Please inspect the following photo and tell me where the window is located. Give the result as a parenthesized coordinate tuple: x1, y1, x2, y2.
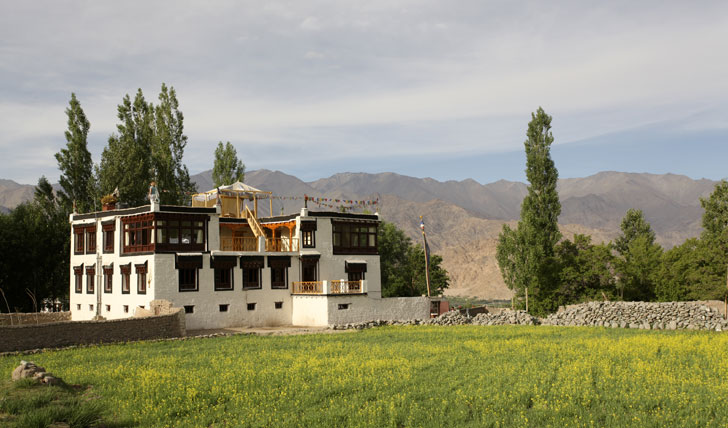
(338, 304, 349, 310)
(243, 268, 260, 289)
(247, 303, 256, 311)
(155, 214, 206, 252)
(184, 305, 194, 314)
(332, 221, 378, 255)
(74, 265, 83, 293)
(86, 266, 95, 294)
(102, 222, 115, 253)
(275, 301, 283, 309)
(105, 304, 111, 312)
(123, 305, 129, 313)
(122, 214, 154, 253)
(345, 261, 367, 282)
(76, 304, 81, 310)
(300, 221, 316, 248)
(86, 227, 97, 254)
(103, 265, 113, 293)
(176, 255, 202, 292)
(212, 256, 236, 291)
(74, 226, 85, 254)
(269, 256, 290, 289)
(135, 263, 147, 294)
(89, 304, 94, 311)
(241, 256, 263, 289)
(120, 264, 131, 294)
(301, 256, 319, 282)
(219, 304, 229, 312)
(179, 269, 198, 291)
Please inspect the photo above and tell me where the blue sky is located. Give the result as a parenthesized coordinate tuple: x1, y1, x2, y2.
(1, 1, 726, 185)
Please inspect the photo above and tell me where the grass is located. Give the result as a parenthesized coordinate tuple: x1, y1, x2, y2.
(0, 377, 113, 428)
(1, 326, 727, 427)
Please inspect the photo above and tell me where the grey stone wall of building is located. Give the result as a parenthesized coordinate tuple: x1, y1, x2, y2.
(0, 309, 186, 353)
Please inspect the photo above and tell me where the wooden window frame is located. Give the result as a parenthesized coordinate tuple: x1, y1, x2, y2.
(178, 268, 198, 292)
(332, 221, 378, 255)
(74, 265, 83, 294)
(73, 226, 85, 255)
(214, 268, 233, 291)
(86, 226, 97, 254)
(300, 221, 316, 248)
(103, 265, 113, 293)
(135, 262, 147, 295)
(85, 265, 95, 294)
(242, 267, 261, 290)
(301, 256, 319, 282)
(122, 214, 155, 254)
(102, 222, 115, 254)
(154, 214, 206, 253)
(268, 256, 290, 289)
(120, 263, 131, 294)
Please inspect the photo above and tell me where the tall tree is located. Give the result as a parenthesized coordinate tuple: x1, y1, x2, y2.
(55, 93, 94, 212)
(99, 89, 154, 206)
(212, 141, 245, 187)
(153, 83, 196, 204)
(614, 208, 656, 255)
(99, 84, 196, 206)
(496, 107, 561, 315)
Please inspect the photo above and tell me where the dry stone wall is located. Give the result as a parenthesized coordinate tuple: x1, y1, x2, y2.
(0, 312, 70, 326)
(0, 308, 186, 353)
(543, 301, 728, 331)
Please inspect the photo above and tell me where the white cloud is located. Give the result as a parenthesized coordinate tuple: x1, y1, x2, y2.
(1, 1, 727, 183)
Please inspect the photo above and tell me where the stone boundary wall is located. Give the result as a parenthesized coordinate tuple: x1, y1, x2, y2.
(0, 308, 186, 353)
(0, 312, 71, 326)
(326, 296, 431, 326)
(544, 301, 728, 331)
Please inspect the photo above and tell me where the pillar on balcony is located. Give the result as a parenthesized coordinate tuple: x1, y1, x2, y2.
(361, 280, 367, 294)
(322, 280, 330, 294)
(257, 236, 265, 252)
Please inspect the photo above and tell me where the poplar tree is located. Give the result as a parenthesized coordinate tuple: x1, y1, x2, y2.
(99, 84, 195, 206)
(212, 141, 245, 187)
(496, 107, 561, 314)
(55, 93, 94, 212)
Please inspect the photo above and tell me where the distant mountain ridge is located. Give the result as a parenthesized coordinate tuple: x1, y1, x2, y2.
(1, 170, 718, 299)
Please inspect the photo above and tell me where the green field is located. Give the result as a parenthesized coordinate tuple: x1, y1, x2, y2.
(2, 326, 727, 427)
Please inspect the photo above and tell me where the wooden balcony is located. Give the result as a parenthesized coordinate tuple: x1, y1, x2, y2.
(292, 280, 365, 295)
(220, 237, 299, 252)
(265, 237, 299, 252)
(220, 237, 258, 252)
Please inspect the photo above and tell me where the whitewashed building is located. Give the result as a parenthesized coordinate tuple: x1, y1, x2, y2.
(69, 184, 429, 330)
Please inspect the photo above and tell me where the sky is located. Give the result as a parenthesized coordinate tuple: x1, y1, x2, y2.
(1, 0, 727, 185)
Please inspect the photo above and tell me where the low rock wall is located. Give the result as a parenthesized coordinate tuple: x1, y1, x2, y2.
(543, 301, 728, 331)
(0, 312, 71, 326)
(0, 308, 186, 353)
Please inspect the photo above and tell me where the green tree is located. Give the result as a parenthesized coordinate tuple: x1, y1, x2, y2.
(212, 141, 245, 187)
(701, 180, 728, 252)
(496, 107, 561, 315)
(99, 84, 195, 206)
(656, 238, 725, 301)
(153, 83, 196, 204)
(99, 89, 154, 206)
(554, 234, 615, 305)
(55, 93, 95, 213)
(616, 234, 663, 301)
(0, 177, 69, 312)
(614, 208, 656, 255)
(378, 221, 449, 297)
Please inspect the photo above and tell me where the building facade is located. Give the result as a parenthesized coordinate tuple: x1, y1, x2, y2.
(68, 199, 421, 330)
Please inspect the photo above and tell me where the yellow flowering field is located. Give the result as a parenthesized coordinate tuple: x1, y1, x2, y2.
(2, 326, 727, 427)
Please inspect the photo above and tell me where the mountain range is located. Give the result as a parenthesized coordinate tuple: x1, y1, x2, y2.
(0, 170, 718, 299)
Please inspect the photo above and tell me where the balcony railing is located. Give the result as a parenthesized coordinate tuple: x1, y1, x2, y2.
(265, 237, 299, 252)
(220, 237, 299, 252)
(220, 237, 258, 252)
(292, 280, 366, 295)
